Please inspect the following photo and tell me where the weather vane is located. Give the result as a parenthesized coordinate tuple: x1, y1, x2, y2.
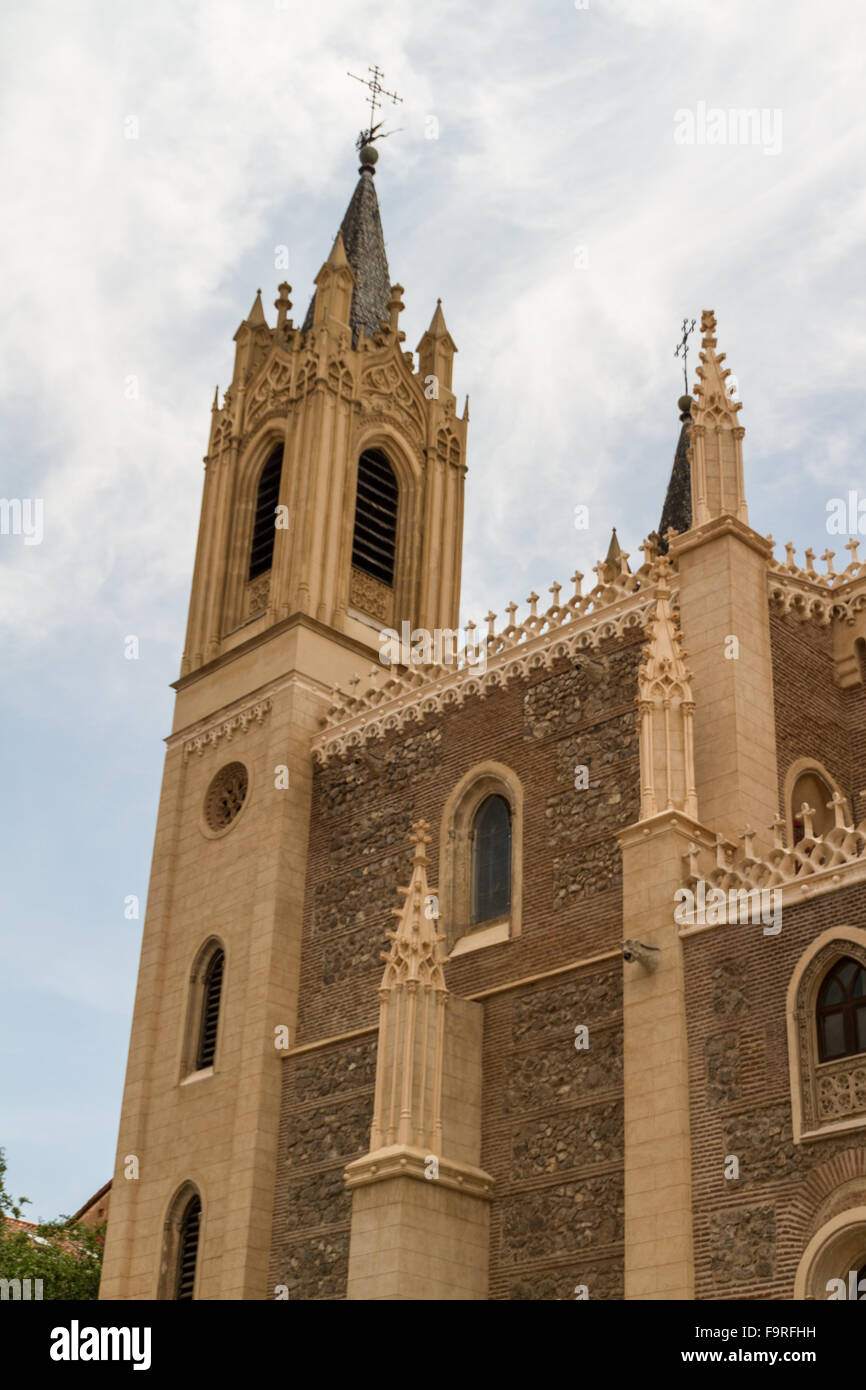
(347, 64, 403, 149)
(674, 317, 696, 394)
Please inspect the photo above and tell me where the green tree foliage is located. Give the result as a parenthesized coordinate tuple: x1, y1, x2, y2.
(0, 1148, 104, 1300)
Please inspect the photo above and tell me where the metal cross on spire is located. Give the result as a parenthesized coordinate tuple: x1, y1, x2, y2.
(347, 64, 403, 149)
(674, 317, 696, 394)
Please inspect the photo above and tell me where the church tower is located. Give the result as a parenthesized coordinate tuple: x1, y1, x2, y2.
(100, 140, 467, 1300)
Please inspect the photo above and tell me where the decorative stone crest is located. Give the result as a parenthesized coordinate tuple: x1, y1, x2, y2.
(245, 356, 293, 431)
(349, 566, 392, 623)
(246, 572, 270, 617)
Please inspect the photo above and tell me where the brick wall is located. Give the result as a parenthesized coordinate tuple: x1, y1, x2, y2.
(770, 611, 862, 814)
(270, 634, 642, 1298)
(684, 884, 866, 1300)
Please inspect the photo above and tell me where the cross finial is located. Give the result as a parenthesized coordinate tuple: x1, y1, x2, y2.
(347, 64, 403, 148)
(683, 843, 701, 879)
(674, 317, 696, 394)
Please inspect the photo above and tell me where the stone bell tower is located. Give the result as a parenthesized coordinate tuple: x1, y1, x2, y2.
(100, 140, 468, 1300)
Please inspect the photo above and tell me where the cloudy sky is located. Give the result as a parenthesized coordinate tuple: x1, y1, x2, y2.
(2, 0, 865, 1218)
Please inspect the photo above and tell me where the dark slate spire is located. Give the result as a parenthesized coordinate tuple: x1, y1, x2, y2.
(303, 147, 392, 346)
(658, 395, 693, 551)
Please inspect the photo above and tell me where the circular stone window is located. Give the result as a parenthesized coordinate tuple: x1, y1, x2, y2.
(204, 761, 249, 833)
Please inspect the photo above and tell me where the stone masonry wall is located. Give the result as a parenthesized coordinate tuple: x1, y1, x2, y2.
(270, 633, 642, 1298)
(684, 883, 866, 1300)
(769, 611, 863, 824)
(268, 1036, 376, 1299)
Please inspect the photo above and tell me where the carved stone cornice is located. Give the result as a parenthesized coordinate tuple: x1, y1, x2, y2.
(182, 698, 272, 760)
(312, 574, 660, 765)
(768, 569, 866, 627)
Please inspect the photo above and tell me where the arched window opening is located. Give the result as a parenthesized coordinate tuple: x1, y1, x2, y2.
(195, 949, 224, 1071)
(175, 1194, 201, 1301)
(816, 957, 866, 1062)
(791, 770, 834, 841)
(248, 446, 283, 580)
(351, 450, 398, 587)
(471, 795, 511, 925)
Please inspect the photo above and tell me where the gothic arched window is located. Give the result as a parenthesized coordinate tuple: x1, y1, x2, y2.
(248, 446, 283, 580)
(175, 1193, 201, 1300)
(351, 450, 398, 587)
(816, 957, 866, 1062)
(791, 769, 834, 841)
(471, 794, 511, 925)
(195, 948, 224, 1071)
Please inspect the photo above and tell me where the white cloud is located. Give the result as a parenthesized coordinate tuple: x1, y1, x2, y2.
(2, 0, 866, 1212)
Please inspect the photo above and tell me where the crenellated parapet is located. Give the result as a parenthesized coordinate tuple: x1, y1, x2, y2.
(677, 806, 866, 923)
(312, 530, 675, 763)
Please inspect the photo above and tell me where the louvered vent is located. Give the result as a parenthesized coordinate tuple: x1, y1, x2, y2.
(196, 950, 224, 1071)
(248, 447, 283, 580)
(351, 450, 398, 586)
(175, 1196, 201, 1301)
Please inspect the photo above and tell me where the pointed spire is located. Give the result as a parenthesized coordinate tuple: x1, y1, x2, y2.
(417, 298, 458, 393)
(327, 229, 351, 269)
(302, 161, 392, 346)
(426, 298, 455, 345)
(658, 395, 693, 551)
(605, 527, 622, 565)
(380, 820, 446, 992)
(689, 310, 748, 527)
(370, 821, 448, 1152)
(246, 288, 267, 327)
(309, 227, 356, 332)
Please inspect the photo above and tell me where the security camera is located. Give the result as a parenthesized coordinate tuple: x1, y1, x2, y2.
(622, 939, 660, 970)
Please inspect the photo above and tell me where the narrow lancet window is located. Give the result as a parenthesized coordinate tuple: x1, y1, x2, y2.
(248, 446, 283, 579)
(351, 450, 398, 586)
(471, 794, 511, 924)
(195, 949, 224, 1071)
(175, 1194, 201, 1300)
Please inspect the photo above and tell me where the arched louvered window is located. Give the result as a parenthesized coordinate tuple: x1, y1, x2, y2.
(195, 949, 224, 1071)
(471, 794, 511, 925)
(816, 957, 866, 1061)
(175, 1194, 201, 1301)
(351, 450, 398, 586)
(248, 446, 283, 580)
